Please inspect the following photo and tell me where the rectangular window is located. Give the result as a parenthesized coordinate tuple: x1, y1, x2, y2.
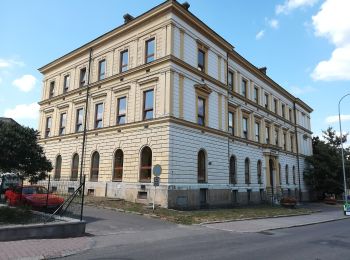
(143, 89, 154, 120)
(228, 71, 234, 91)
(255, 122, 260, 142)
(289, 109, 293, 122)
(145, 38, 155, 63)
(283, 132, 287, 150)
(95, 103, 103, 129)
(197, 97, 205, 126)
(274, 99, 278, 113)
(241, 79, 247, 97)
(59, 113, 67, 135)
(291, 135, 294, 152)
(80, 68, 87, 87)
(282, 104, 285, 118)
(198, 49, 205, 72)
(63, 75, 70, 93)
(76, 108, 84, 132)
(117, 96, 127, 125)
(49, 81, 55, 98)
(45, 117, 52, 138)
(265, 126, 270, 144)
(98, 59, 106, 80)
(228, 112, 234, 135)
(242, 117, 248, 139)
(120, 50, 128, 73)
(275, 129, 279, 146)
(253, 86, 259, 103)
(264, 93, 269, 109)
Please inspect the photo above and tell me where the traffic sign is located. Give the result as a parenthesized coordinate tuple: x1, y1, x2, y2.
(154, 176, 160, 186)
(153, 164, 162, 177)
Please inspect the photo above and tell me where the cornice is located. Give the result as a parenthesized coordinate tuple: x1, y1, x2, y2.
(38, 1, 174, 73)
(229, 51, 313, 113)
(38, 55, 171, 106)
(38, 115, 299, 157)
(38, 0, 233, 74)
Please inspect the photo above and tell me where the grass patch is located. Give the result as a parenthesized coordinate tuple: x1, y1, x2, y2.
(84, 197, 314, 225)
(0, 206, 33, 225)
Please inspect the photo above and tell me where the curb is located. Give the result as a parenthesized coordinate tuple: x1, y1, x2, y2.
(262, 216, 349, 232)
(197, 210, 321, 225)
(85, 203, 323, 226)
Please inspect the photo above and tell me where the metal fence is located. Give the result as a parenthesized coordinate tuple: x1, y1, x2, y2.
(0, 175, 85, 224)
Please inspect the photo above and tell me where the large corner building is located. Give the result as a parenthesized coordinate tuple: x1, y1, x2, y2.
(38, 0, 313, 209)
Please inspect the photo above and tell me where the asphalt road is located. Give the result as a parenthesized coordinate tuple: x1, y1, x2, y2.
(61, 206, 350, 260)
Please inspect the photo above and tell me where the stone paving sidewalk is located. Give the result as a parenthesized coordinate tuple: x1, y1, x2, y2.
(203, 207, 348, 233)
(0, 236, 93, 260)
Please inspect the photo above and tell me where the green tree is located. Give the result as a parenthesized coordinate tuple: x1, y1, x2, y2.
(0, 120, 52, 183)
(304, 127, 350, 197)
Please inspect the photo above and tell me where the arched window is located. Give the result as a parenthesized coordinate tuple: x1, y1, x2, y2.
(278, 163, 282, 185)
(71, 154, 79, 181)
(229, 156, 236, 184)
(245, 158, 250, 184)
(285, 165, 289, 185)
(113, 149, 123, 182)
(54, 155, 62, 180)
(257, 160, 262, 184)
(293, 166, 296, 185)
(198, 150, 206, 183)
(140, 146, 152, 182)
(90, 151, 100, 181)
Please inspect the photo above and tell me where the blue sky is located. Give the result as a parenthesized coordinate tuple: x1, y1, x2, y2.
(1, 0, 350, 142)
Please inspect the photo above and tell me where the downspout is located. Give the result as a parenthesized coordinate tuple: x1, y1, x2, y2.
(79, 48, 93, 184)
(293, 101, 302, 202)
(226, 52, 230, 183)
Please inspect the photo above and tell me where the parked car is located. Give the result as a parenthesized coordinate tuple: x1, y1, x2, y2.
(4, 185, 64, 209)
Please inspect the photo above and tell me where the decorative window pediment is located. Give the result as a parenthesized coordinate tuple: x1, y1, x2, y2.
(194, 84, 212, 96)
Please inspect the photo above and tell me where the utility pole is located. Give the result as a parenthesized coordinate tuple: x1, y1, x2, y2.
(338, 93, 350, 206)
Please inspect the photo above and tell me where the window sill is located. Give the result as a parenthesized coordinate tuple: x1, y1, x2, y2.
(139, 179, 151, 183)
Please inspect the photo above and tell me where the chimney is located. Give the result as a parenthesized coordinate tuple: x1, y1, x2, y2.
(259, 67, 267, 74)
(182, 2, 190, 10)
(123, 13, 134, 24)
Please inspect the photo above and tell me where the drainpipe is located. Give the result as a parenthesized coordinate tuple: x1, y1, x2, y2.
(79, 48, 93, 184)
(293, 101, 302, 202)
(226, 52, 230, 170)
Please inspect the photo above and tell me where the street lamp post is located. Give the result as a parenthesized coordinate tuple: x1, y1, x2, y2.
(338, 93, 350, 206)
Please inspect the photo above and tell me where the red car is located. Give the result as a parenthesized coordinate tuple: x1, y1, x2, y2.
(4, 185, 64, 209)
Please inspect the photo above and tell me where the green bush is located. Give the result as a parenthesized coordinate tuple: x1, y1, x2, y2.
(0, 206, 33, 224)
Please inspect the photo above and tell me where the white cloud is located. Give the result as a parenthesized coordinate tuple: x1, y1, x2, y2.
(256, 30, 265, 40)
(12, 74, 37, 92)
(325, 114, 350, 124)
(0, 77, 2, 85)
(4, 103, 40, 120)
(276, 0, 319, 14)
(268, 19, 279, 29)
(311, 0, 350, 81)
(312, 45, 350, 80)
(0, 58, 24, 68)
(289, 85, 316, 95)
(312, 0, 350, 46)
